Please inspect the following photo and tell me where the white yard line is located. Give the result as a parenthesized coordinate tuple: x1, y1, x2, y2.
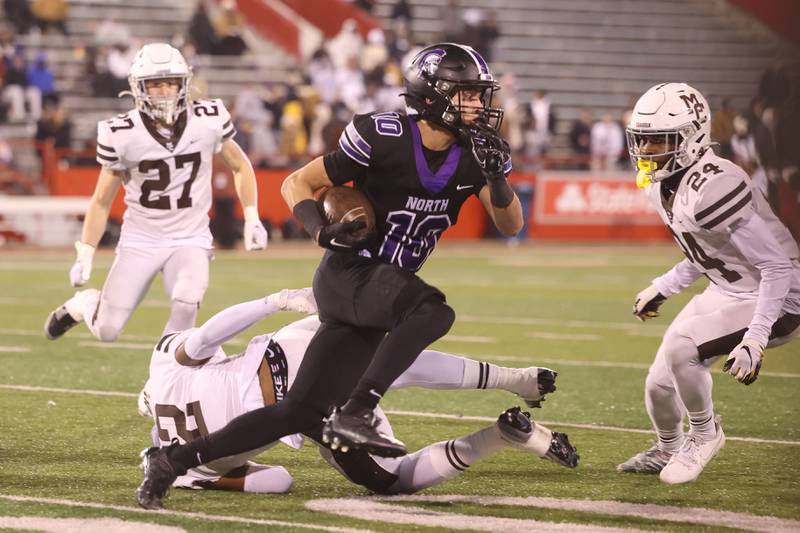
(525, 331, 601, 341)
(0, 494, 373, 533)
(0, 346, 30, 353)
(442, 335, 495, 343)
(460, 314, 665, 332)
(79, 341, 156, 350)
(1, 384, 797, 446)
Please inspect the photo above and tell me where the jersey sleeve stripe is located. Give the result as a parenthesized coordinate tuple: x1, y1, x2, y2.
(338, 134, 370, 166)
(96, 152, 119, 162)
(342, 127, 369, 161)
(700, 191, 752, 229)
(222, 126, 236, 140)
(222, 119, 232, 130)
(97, 142, 115, 153)
(695, 181, 747, 221)
(345, 122, 372, 156)
(156, 332, 180, 351)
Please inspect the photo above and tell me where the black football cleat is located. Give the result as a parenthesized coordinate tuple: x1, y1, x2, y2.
(135, 441, 181, 510)
(44, 305, 78, 340)
(322, 407, 407, 458)
(518, 367, 558, 408)
(497, 406, 579, 468)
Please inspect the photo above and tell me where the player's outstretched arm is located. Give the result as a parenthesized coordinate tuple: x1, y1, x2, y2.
(220, 139, 267, 251)
(178, 288, 316, 364)
(69, 167, 123, 287)
(632, 259, 703, 321)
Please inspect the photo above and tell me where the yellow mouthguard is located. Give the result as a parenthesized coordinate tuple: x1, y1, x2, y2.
(636, 160, 657, 188)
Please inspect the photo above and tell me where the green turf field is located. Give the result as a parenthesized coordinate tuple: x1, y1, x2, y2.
(1, 242, 798, 532)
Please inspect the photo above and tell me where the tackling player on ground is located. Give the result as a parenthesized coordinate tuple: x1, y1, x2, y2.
(45, 43, 267, 343)
(136, 288, 577, 507)
(618, 83, 800, 484)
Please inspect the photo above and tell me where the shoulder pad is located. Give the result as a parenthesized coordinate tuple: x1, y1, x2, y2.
(338, 113, 379, 167)
(96, 115, 132, 170)
(692, 163, 753, 231)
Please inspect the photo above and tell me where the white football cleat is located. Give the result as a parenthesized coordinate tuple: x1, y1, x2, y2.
(659, 417, 725, 484)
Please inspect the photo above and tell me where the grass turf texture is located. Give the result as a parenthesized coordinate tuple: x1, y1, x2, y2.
(1, 242, 798, 532)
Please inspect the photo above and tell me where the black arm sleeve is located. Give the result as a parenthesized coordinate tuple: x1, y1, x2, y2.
(323, 150, 369, 186)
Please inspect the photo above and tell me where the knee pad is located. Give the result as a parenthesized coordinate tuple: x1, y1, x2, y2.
(92, 305, 129, 342)
(169, 299, 199, 326)
(171, 278, 206, 305)
(661, 330, 699, 374)
(411, 298, 456, 338)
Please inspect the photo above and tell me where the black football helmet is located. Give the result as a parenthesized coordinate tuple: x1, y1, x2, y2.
(403, 43, 503, 135)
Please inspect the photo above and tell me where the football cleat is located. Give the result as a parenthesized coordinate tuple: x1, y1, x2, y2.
(321, 407, 407, 458)
(516, 367, 557, 408)
(497, 406, 579, 468)
(135, 440, 182, 510)
(44, 305, 79, 340)
(659, 417, 725, 484)
(616, 444, 674, 474)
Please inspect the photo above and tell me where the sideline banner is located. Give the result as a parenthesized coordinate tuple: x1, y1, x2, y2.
(531, 172, 670, 240)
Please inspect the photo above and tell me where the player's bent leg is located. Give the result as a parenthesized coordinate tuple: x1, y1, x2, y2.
(162, 247, 209, 334)
(174, 463, 293, 494)
(44, 289, 99, 340)
(660, 416, 725, 485)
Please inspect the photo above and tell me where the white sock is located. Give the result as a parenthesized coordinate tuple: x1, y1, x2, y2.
(462, 359, 497, 389)
(388, 425, 506, 494)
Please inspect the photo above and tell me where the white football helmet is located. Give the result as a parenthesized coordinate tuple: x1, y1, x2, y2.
(626, 82, 712, 187)
(127, 43, 192, 125)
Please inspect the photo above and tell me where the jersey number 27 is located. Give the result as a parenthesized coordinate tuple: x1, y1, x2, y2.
(139, 151, 201, 210)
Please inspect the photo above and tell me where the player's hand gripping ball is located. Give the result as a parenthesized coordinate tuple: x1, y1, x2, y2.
(317, 186, 376, 244)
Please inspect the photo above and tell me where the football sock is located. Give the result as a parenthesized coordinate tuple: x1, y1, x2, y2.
(65, 289, 99, 325)
(241, 465, 293, 494)
(666, 335, 717, 441)
(163, 299, 198, 336)
(388, 425, 505, 494)
(389, 349, 466, 389)
(343, 300, 455, 414)
(645, 373, 685, 453)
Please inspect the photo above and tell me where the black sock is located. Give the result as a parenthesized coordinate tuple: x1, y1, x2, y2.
(343, 300, 455, 413)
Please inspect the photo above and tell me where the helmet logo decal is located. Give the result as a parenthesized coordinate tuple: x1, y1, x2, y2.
(417, 48, 446, 78)
(678, 93, 705, 121)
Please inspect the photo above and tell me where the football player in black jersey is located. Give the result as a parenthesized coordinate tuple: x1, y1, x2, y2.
(136, 43, 524, 508)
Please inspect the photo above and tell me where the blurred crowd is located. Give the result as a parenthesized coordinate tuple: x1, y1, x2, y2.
(0, 0, 798, 233)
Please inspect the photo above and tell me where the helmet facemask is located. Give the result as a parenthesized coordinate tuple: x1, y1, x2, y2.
(130, 74, 192, 126)
(626, 124, 698, 188)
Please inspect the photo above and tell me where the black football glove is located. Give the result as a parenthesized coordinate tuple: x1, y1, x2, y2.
(316, 220, 370, 251)
(464, 119, 511, 183)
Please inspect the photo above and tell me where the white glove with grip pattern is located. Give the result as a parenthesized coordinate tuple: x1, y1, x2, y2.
(244, 206, 268, 251)
(632, 284, 667, 322)
(69, 241, 95, 287)
(722, 338, 764, 386)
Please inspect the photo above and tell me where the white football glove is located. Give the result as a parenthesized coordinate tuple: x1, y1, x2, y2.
(632, 284, 667, 321)
(722, 338, 764, 386)
(69, 241, 95, 287)
(267, 288, 317, 314)
(243, 206, 268, 251)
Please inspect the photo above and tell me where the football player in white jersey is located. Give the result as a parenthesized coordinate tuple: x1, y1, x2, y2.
(44, 43, 268, 343)
(136, 288, 577, 504)
(617, 83, 800, 484)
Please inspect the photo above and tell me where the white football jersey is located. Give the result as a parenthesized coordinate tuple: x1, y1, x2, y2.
(645, 150, 800, 311)
(95, 99, 236, 249)
(144, 317, 319, 477)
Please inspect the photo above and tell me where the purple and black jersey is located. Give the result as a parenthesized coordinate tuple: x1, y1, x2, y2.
(323, 111, 511, 272)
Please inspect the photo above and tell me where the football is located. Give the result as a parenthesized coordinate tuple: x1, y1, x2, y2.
(317, 186, 376, 239)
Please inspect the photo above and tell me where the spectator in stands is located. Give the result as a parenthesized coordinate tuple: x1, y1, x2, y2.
(94, 18, 132, 49)
(335, 55, 366, 112)
(26, 51, 56, 105)
(568, 109, 592, 170)
(477, 10, 500, 62)
(213, 0, 247, 56)
(361, 28, 389, 75)
(278, 87, 307, 162)
(307, 48, 339, 105)
(523, 89, 556, 163)
(104, 42, 137, 97)
(459, 8, 484, 51)
(327, 19, 363, 70)
(35, 97, 72, 169)
(711, 98, 737, 159)
(731, 115, 758, 177)
(440, 0, 464, 43)
(2, 50, 41, 122)
(233, 84, 278, 167)
(0, 25, 15, 60)
(188, 2, 218, 56)
(497, 72, 523, 158)
(590, 113, 623, 171)
(31, 0, 69, 35)
(390, 0, 413, 25)
(3, 0, 35, 35)
(354, 0, 376, 14)
(385, 22, 412, 64)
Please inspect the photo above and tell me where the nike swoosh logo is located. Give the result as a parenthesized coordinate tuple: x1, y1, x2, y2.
(456, 184, 474, 190)
(188, 139, 200, 145)
(329, 238, 351, 249)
